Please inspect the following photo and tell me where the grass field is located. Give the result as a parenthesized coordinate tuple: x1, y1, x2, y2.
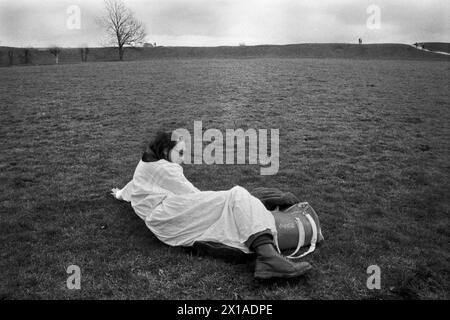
(0, 57, 449, 299)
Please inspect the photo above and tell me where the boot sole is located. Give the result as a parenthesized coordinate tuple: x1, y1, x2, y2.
(254, 264, 312, 280)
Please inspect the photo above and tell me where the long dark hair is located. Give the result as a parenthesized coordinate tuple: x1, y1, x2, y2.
(142, 131, 177, 162)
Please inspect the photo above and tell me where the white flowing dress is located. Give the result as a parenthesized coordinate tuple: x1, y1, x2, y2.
(114, 160, 278, 253)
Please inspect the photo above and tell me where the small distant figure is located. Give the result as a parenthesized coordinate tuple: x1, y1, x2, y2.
(8, 50, 14, 66)
(422, 44, 426, 50)
(154, 42, 157, 47)
(414, 42, 418, 48)
(358, 38, 362, 45)
(80, 48, 89, 62)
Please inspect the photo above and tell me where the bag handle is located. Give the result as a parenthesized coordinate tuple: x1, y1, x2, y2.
(286, 213, 318, 259)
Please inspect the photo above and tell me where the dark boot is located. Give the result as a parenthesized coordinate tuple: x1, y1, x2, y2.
(254, 251, 312, 279)
(249, 234, 312, 280)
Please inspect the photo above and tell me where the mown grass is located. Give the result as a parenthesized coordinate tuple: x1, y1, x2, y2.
(0, 58, 449, 299)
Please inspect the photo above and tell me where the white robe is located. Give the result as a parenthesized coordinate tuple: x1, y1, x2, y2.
(115, 160, 278, 253)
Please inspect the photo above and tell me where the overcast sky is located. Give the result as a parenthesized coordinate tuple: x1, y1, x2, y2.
(0, 0, 448, 47)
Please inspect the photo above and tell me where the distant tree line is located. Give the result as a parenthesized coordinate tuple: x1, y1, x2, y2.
(4, 48, 31, 65)
(3, 46, 91, 66)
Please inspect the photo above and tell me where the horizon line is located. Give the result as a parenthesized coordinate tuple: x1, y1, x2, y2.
(1, 41, 448, 50)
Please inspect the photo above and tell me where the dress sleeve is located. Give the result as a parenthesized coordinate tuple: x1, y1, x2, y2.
(115, 180, 134, 202)
(157, 164, 200, 195)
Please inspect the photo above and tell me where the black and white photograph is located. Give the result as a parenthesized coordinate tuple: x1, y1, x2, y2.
(0, 0, 449, 304)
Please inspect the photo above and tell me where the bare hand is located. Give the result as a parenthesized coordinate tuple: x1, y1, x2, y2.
(110, 188, 120, 198)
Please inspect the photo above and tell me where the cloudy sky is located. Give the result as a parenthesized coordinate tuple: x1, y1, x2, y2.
(0, 0, 448, 47)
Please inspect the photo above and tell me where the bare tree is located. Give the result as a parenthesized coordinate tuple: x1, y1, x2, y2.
(99, 0, 146, 61)
(49, 47, 61, 64)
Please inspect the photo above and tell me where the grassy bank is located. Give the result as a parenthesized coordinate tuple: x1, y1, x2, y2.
(1, 43, 449, 67)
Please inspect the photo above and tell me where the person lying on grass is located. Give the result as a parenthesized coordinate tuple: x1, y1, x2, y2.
(111, 131, 312, 280)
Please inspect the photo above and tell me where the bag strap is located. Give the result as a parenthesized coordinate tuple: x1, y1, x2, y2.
(286, 217, 305, 258)
(286, 213, 318, 259)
